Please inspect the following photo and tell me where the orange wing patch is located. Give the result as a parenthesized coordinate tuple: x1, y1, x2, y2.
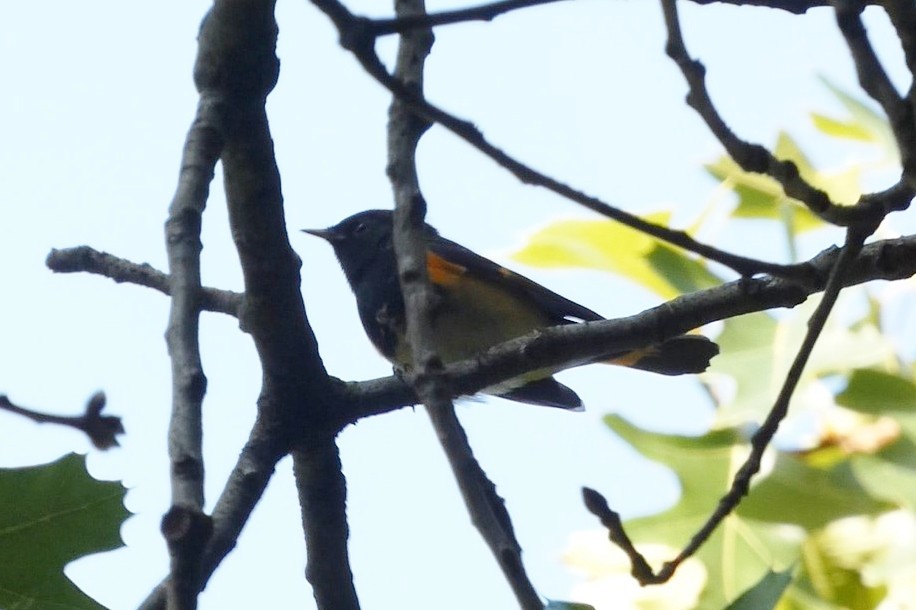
(604, 347, 657, 367)
(426, 251, 467, 287)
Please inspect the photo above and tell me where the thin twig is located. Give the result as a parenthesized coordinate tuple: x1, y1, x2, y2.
(834, 0, 916, 190)
(46, 246, 242, 316)
(662, 0, 913, 225)
(311, 0, 819, 283)
(685, 0, 857, 12)
(0, 392, 123, 450)
(372, 0, 565, 35)
(582, 488, 654, 581)
(585, 226, 870, 584)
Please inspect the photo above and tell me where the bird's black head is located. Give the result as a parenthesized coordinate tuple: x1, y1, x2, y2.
(302, 209, 398, 287)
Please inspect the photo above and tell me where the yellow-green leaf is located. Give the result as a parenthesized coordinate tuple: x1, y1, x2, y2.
(512, 214, 718, 300)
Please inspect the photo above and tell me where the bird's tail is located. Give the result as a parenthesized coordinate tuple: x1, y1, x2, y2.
(605, 334, 719, 375)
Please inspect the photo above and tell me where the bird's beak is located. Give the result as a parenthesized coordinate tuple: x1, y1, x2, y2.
(301, 227, 340, 242)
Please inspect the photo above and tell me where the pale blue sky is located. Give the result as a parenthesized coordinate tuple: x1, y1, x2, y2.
(0, 2, 905, 609)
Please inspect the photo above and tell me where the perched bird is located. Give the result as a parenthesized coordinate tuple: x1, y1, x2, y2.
(303, 209, 718, 410)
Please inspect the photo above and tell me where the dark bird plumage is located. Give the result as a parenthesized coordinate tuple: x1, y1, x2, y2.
(304, 210, 719, 410)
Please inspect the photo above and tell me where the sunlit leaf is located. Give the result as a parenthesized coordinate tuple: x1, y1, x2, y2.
(512, 215, 718, 300)
(836, 369, 916, 415)
(563, 534, 706, 610)
(711, 299, 898, 425)
(817, 77, 899, 162)
(605, 415, 802, 610)
(851, 447, 916, 509)
(810, 113, 873, 142)
(739, 455, 894, 529)
(0, 453, 129, 610)
(796, 514, 898, 610)
(723, 569, 793, 610)
(704, 144, 826, 233)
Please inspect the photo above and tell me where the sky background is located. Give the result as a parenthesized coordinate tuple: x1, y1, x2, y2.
(0, 1, 908, 609)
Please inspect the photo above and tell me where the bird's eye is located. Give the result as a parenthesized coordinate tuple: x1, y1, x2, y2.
(353, 222, 367, 234)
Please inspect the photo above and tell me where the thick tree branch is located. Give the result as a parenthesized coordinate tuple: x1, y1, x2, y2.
(293, 440, 360, 609)
(0, 392, 123, 450)
(140, 1, 356, 608)
(164, 28, 223, 521)
(311, 0, 823, 283)
(198, 2, 358, 610)
(159, 3, 237, 606)
(335, 232, 916, 425)
(385, 0, 544, 607)
(46, 233, 916, 431)
(885, 2, 916, 83)
(686, 0, 830, 12)
(138, 423, 288, 610)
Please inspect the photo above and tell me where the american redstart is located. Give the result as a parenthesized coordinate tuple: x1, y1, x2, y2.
(304, 209, 718, 410)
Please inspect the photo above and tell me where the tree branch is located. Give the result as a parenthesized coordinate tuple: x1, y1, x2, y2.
(197, 1, 359, 609)
(685, 0, 830, 12)
(311, 0, 823, 283)
(47, 232, 916, 433)
(661, 0, 912, 227)
(164, 24, 223, 521)
(138, 423, 288, 610)
(884, 2, 916, 84)
(585, 225, 869, 584)
(384, 0, 544, 607)
(334, 232, 916, 426)
(293, 440, 360, 609)
(833, 0, 916, 189)
(46, 246, 241, 317)
(159, 3, 236, 606)
(0, 391, 123, 450)
(372, 0, 565, 35)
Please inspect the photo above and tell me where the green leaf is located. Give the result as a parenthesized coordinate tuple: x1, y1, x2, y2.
(0, 453, 129, 610)
(836, 369, 916, 415)
(706, 130, 864, 237)
(723, 569, 793, 610)
(645, 243, 722, 296)
(704, 145, 826, 234)
(810, 113, 874, 142)
(738, 456, 894, 529)
(605, 415, 802, 610)
(817, 77, 899, 162)
(711, 300, 898, 424)
(851, 447, 916, 509)
(707, 312, 781, 423)
(835, 366, 916, 508)
(511, 215, 718, 300)
(604, 414, 899, 609)
(797, 517, 890, 610)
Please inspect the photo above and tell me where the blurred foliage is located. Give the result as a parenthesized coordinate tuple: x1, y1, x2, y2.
(0, 453, 129, 610)
(515, 83, 916, 609)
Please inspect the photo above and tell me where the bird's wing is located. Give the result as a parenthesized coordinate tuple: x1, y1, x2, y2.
(426, 235, 604, 323)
